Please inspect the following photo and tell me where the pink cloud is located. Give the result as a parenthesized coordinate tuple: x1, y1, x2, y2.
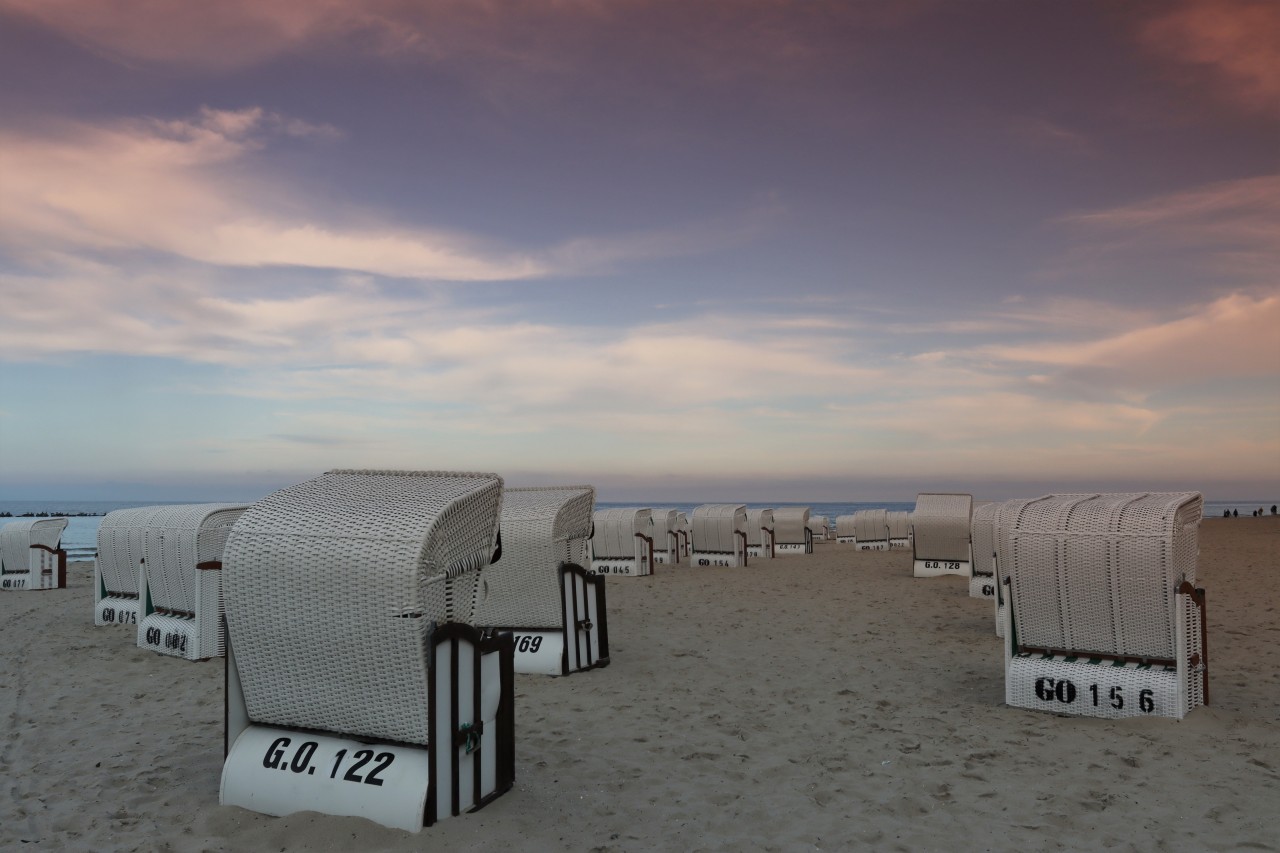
(1141, 0, 1280, 113)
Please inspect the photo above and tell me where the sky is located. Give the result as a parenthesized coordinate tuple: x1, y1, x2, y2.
(0, 0, 1277, 503)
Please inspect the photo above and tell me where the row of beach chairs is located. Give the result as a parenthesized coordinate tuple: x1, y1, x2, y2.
(3, 475, 1209, 832)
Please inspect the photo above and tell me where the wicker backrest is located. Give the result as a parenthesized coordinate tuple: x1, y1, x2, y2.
(912, 493, 972, 562)
(853, 509, 887, 542)
(97, 506, 169, 595)
(651, 509, 679, 541)
(745, 508, 774, 546)
(835, 515, 856, 537)
(691, 504, 747, 552)
(808, 516, 829, 537)
(971, 501, 998, 577)
(222, 469, 503, 745)
(887, 511, 912, 540)
(772, 507, 810, 545)
(997, 492, 1202, 660)
(1, 518, 67, 572)
(141, 503, 249, 614)
(473, 485, 594, 629)
(591, 508, 653, 558)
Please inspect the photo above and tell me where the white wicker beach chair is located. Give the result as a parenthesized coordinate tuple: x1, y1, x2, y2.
(808, 515, 832, 543)
(772, 507, 812, 555)
(999, 492, 1207, 720)
(745, 508, 775, 559)
(650, 509, 682, 565)
(134, 503, 249, 660)
(675, 512, 690, 559)
(911, 493, 973, 577)
(969, 502, 998, 601)
(0, 517, 68, 591)
(887, 511, 913, 549)
(220, 470, 515, 830)
(473, 486, 607, 676)
(834, 514, 856, 543)
(95, 505, 166, 626)
(589, 508, 654, 577)
(852, 509, 889, 551)
(689, 504, 748, 567)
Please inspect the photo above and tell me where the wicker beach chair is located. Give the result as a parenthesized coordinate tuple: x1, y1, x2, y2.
(219, 470, 515, 830)
(675, 512, 691, 559)
(0, 517, 68, 590)
(689, 504, 748, 567)
(134, 503, 249, 660)
(745, 508, 775, 559)
(887, 511, 913, 549)
(999, 492, 1207, 720)
(473, 486, 607, 675)
(835, 514, 856, 543)
(969, 502, 999, 602)
(852, 509, 889, 551)
(590, 508, 655, 576)
(95, 505, 165, 626)
(772, 507, 812, 555)
(911, 493, 973, 577)
(650, 508, 682, 565)
(808, 515, 832, 543)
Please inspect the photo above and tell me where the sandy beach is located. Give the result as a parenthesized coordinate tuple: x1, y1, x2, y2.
(2, 516, 1277, 852)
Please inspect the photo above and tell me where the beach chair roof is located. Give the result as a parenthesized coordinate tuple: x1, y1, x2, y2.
(140, 503, 250, 615)
(97, 506, 173, 595)
(912, 493, 973, 562)
(0, 517, 67, 572)
(222, 469, 503, 745)
(745, 508, 774, 546)
(592, 507, 653, 558)
(854, 508, 888, 541)
(691, 504, 747, 551)
(997, 492, 1202, 661)
(772, 506, 810, 543)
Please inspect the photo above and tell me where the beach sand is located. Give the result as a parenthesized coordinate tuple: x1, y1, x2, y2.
(2, 517, 1277, 851)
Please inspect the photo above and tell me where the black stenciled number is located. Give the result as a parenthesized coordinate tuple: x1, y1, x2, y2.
(1109, 686, 1124, 709)
(291, 741, 318, 773)
(263, 736, 290, 769)
(330, 748, 347, 778)
(364, 752, 394, 786)
(1089, 683, 1099, 706)
(1139, 689, 1155, 713)
(344, 749, 374, 782)
(529, 635, 542, 653)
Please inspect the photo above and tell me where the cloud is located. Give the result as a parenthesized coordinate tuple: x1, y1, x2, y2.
(981, 291, 1280, 395)
(1141, 0, 1280, 113)
(0, 107, 553, 281)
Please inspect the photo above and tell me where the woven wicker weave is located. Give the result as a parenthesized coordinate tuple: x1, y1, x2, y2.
(1, 518, 68, 589)
(591, 508, 653, 558)
(772, 507, 810, 546)
(999, 492, 1201, 660)
(222, 470, 503, 745)
(887, 511, 913, 547)
(97, 506, 168, 598)
(473, 486, 594, 630)
(691, 504, 747, 553)
(854, 509, 888, 545)
(745, 508, 774, 547)
(912, 493, 972, 562)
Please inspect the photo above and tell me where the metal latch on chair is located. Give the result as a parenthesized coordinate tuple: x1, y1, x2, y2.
(455, 721, 483, 754)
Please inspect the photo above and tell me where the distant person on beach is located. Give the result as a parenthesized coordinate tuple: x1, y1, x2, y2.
(1224, 510, 1231, 518)
(1272, 505, 1277, 515)
(1233, 509, 1238, 517)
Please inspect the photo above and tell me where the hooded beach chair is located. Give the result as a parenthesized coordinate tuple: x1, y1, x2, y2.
(590, 508, 654, 576)
(887, 511, 913, 549)
(808, 515, 832, 542)
(675, 511, 691, 559)
(220, 470, 515, 831)
(852, 509, 889, 551)
(835, 514, 856, 543)
(969, 502, 999, 602)
(745, 508, 775, 559)
(134, 503, 249, 660)
(999, 492, 1207, 720)
(95, 505, 167, 626)
(0, 517, 68, 590)
(473, 486, 607, 675)
(689, 504, 748, 567)
(911, 493, 973, 577)
(772, 507, 812, 555)
(650, 508, 682, 565)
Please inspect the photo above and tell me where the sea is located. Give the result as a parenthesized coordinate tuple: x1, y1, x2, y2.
(0, 497, 1271, 562)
